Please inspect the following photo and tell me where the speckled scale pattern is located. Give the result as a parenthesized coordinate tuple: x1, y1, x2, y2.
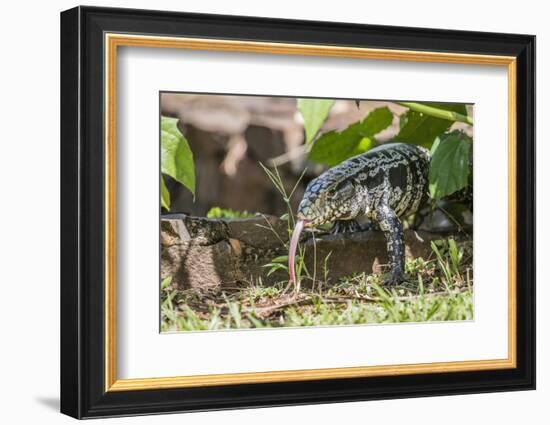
(297, 142, 430, 284)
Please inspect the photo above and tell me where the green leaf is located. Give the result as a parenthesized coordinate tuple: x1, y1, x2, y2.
(206, 207, 255, 219)
(395, 103, 467, 148)
(298, 98, 335, 144)
(309, 107, 392, 166)
(161, 116, 196, 196)
(359, 106, 394, 135)
(429, 131, 472, 200)
(270, 255, 289, 263)
(350, 137, 375, 156)
(160, 176, 171, 210)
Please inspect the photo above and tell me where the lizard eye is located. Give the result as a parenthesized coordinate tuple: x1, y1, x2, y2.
(324, 189, 336, 199)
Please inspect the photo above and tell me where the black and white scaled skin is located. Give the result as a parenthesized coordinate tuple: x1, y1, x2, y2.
(296, 142, 430, 285)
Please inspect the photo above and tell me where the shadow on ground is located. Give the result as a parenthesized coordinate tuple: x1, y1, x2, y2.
(35, 396, 59, 412)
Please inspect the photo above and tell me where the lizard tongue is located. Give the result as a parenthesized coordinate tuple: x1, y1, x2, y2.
(288, 219, 306, 288)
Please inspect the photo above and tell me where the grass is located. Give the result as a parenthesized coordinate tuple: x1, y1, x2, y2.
(258, 162, 313, 293)
(161, 238, 474, 332)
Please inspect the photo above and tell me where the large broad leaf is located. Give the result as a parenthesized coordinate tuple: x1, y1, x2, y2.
(297, 98, 335, 145)
(395, 103, 467, 148)
(161, 116, 195, 197)
(160, 176, 171, 210)
(429, 131, 472, 200)
(309, 107, 393, 166)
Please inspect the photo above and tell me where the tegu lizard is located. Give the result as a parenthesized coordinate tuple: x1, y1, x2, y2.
(288, 142, 430, 288)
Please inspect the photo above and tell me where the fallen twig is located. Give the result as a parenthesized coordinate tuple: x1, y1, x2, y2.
(243, 293, 311, 317)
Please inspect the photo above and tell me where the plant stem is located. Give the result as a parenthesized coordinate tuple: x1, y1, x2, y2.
(398, 102, 473, 125)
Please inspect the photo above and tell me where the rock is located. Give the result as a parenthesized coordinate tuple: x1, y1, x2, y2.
(162, 213, 228, 245)
(301, 230, 438, 280)
(161, 214, 456, 290)
(162, 240, 243, 291)
(161, 214, 288, 290)
(160, 217, 191, 246)
(226, 215, 289, 250)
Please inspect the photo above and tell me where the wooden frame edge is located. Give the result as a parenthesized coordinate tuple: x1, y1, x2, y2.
(104, 33, 518, 392)
(108, 358, 516, 391)
(105, 32, 118, 390)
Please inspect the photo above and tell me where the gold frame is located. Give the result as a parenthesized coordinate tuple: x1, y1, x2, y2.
(104, 33, 517, 392)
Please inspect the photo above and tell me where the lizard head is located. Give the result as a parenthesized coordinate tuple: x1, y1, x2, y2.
(297, 175, 360, 227)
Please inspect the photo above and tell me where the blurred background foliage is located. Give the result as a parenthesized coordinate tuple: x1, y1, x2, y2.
(160, 94, 473, 232)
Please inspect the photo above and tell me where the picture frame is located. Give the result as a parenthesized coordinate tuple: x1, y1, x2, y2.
(60, 5, 535, 419)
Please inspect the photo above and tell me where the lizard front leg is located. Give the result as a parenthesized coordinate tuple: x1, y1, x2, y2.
(372, 204, 405, 285)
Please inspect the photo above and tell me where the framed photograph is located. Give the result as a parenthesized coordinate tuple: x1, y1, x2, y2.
(60, 6, 535, 419)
